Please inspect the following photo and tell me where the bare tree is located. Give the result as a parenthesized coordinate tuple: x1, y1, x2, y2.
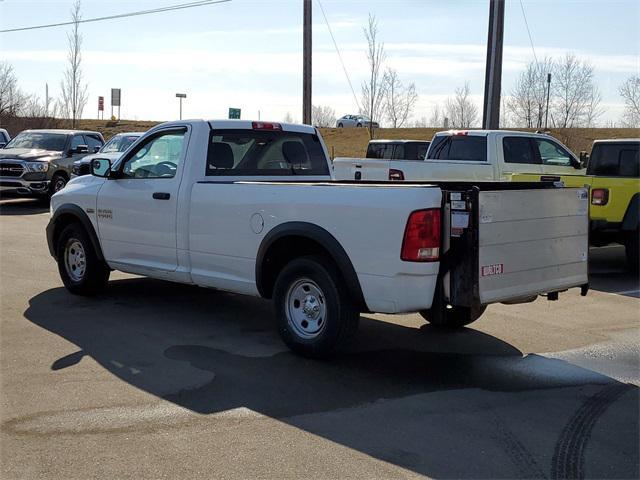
(412, 116, 428, 127)
(383, 68, 418, 128)
(60, 0, 88, 127)
(619, 75, 640, 127)
(360, 14, 386, 136)
(445, 83, 479, 128)
(428, 104, 442, 127)
(283, 111, 295, 123)
(553, 53, 602, 128)
(311, 105, 336, 127)
(506, 57, 554, 128)
(0, 62, 26, 121)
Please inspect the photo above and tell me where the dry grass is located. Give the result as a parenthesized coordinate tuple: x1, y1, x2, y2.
(317, 127, 640, 159)
(5, 117, 638, 158)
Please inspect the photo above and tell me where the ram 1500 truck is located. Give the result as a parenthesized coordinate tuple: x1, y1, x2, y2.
(333, 130, 585, 182)
(47, 120, 589, 357)
(0, 129, 104, 197)
(514, 139, 640, 267)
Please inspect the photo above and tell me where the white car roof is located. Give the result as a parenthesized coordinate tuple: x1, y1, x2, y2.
(592, 138, 640, 144)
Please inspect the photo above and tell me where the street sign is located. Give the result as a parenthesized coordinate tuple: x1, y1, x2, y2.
(111, 88, 121, 107)
(228, 108, 241, 119)
(98, 96, 104, 111)
(176, 93, 187, 98)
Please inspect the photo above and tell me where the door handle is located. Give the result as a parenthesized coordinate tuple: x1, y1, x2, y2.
(153, 192, 171, 200)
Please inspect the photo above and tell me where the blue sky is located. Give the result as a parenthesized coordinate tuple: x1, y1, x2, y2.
(1, 0, 639, 124)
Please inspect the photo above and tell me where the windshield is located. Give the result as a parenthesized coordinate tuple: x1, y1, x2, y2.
(101, 134, 140, 153)
(5, 132, 67, 151)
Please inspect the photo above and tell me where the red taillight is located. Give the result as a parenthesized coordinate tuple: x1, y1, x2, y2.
(401, 209, 441, 262)
(252, 121, 282, 130)
(453, 131, 469, 136)
(389, 168, 405, 181)
(592, 188, 609, 206)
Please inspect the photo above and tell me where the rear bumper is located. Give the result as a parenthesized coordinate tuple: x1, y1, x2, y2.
(0, 179, 50, 196)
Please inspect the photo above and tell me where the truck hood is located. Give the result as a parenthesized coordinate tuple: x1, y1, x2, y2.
(0, 148, 62, 162)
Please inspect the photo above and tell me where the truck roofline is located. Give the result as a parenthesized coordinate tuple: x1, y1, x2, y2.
(145, 119, 317, 135)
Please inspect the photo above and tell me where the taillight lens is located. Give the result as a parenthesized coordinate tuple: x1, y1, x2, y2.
(401, 209, 441, 262)
(389, 168, 405, 181)
(592, 188, 609, 206)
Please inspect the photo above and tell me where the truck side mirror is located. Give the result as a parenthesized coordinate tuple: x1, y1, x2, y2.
(91, 158, 112, 178)
(579, 151, 589, 169)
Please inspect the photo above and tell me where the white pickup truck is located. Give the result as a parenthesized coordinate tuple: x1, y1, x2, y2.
(333, 130, 586, 182)
(47, 120, 589, 357)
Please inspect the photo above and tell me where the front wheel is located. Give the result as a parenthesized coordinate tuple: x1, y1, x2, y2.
(337, 123, 343, 128)
(356, 123, 363, 128)
(56, 223, 110, 295)
(49, 173, 68, 197)
(273, 255, 359, 358)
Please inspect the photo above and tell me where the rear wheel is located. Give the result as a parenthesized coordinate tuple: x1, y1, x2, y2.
(273, 255, 359, 358)
(625, 230, 639, 271)
(337, 123, 343, 128)
(56, 223, 110, 295)
(356, 123, 363, 128)
(420, 281, 486, 328)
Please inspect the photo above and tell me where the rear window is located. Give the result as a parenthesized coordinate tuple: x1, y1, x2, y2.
(205, 129, 329, 176)
(366, 143, 395, 159)
(587, 143, 640, 177)
(427, 135, 487, 161)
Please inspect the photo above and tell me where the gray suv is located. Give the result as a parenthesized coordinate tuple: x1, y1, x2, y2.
(0, 129, 103, 198)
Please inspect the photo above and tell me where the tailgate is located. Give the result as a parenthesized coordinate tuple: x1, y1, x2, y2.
(477, 188, 589, 304)
(332, 158, 391, 181)
(443, 184, 589, 307)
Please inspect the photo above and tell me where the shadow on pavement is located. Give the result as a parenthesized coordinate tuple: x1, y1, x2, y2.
(589, 245, 640, 298)
(0, 196, 49, 216)
(22, 278, 639, 479)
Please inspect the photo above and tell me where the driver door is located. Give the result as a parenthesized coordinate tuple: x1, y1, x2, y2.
(96, 127, 187, 275)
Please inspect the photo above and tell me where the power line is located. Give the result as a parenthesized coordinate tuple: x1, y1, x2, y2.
(0, 0, 232, 34)
(315, 0, 361, 112)
(519, 0, 538, 65)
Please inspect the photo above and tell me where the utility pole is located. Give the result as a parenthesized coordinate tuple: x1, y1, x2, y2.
(482, 0, 505, 129)
(176, 93, 187, 120)
(302, 0, 312, 125)
(544, 73, 552, 130)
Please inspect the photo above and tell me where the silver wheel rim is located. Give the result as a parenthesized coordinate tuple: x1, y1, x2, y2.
(54, 177, 67, 192)
(64, 239, 86, 282)
(285, 278, 327, 339)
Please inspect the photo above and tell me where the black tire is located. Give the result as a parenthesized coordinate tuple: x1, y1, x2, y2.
(419, 280, 486, 329)
(625, 230, 639, 272)
(337, 123, 343, 128)
(49, 173, 68, 197)
(56, 223, 110, 295)
(356, 123, 363, 128)
(273, 255, 359, 358)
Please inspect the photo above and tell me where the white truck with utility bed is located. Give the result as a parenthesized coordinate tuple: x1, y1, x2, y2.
(47, 120, 589, 357)
(334, 130, 586, 182)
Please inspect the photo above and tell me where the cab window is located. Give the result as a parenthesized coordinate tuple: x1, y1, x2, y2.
(503, 137, 539, 164)
(535, 139, 574, 166)
(588, 143, 640, 177)
(122, 130, 185, 179)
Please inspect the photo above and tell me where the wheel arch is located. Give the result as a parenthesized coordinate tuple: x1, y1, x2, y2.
(46, 204, 104, 262)
(256, 222, 367, 311)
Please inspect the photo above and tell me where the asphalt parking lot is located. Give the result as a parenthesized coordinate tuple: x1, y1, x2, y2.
(1, 196, 638, 480)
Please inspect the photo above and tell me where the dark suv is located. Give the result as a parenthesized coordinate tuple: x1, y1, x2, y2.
(0, 129, 103, 198)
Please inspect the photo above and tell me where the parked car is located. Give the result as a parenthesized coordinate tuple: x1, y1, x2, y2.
(0, 128, 10, 147)
(72, 132, 144, 177)
(515, 139, 639, 267)
(47, 119, 588, 357)
(0, 129, 103, 197)
(336, 114, 379, 129)
(333, 130, 585, 181)
(366, 140, 430, 160)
